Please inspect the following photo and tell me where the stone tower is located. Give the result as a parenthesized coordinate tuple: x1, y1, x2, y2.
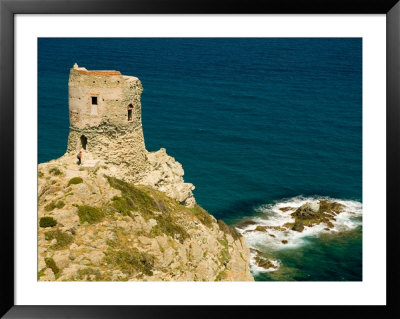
(66, 64, 147, 175)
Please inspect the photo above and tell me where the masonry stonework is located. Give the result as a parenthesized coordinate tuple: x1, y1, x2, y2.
(66, 64, 147, 175)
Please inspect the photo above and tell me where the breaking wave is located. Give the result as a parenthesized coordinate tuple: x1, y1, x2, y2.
(235, 196, 362, 274)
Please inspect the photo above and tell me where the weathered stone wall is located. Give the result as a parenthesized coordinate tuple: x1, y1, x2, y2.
(68, 67, 143, 130)
(66, 66, 147, 176)
(67, 123, 147, 176)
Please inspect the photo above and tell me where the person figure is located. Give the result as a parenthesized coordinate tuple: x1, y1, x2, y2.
(77, 151, 82, 165)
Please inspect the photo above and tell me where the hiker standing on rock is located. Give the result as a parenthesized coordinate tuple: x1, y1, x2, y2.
(77, 151, 82, 165)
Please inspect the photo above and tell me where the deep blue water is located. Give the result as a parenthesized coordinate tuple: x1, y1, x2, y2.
(38, 38, 362, 281)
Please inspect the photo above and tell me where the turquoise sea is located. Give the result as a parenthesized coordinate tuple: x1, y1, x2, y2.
(38, 38, 362, 281)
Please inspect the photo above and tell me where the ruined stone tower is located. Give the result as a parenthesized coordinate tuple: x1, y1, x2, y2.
(66, 64, 147, 175)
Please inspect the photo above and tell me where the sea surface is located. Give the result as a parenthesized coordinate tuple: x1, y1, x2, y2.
(38, 38, 362, 281)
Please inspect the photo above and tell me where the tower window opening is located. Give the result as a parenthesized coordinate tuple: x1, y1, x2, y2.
(91, 96, 97, 105)
(127, 104, 133, 122)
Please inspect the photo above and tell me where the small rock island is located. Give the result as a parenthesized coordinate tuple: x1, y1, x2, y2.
(37, 64, 254, 282)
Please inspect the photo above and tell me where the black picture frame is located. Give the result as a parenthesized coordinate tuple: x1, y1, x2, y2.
(1, 0, 399, 318)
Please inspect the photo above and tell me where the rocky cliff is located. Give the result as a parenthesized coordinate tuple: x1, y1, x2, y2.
(37, 150, 254, 281)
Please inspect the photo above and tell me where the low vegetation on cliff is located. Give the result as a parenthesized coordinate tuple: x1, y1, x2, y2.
(37, 156, 253, 282)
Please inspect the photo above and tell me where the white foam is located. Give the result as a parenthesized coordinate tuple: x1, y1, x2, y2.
(249, 251, 281, 274)
(236, 196, 363, 272)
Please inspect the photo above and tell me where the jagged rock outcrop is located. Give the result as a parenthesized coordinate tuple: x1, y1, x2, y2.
(55, 146, 196, 208)
(138, 148, 196, 207)
(37, 159, 253, 281)
(284, 200, 345, 232)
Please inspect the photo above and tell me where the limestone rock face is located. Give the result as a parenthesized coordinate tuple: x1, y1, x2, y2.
(37, 161, 253, 282)
(139, 148, 196, 207)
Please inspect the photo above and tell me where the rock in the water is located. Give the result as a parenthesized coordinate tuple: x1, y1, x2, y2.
(254, 256, 278, 270)
(293, 202, 320, 219)
(279, 207, 295, 212)
(255, 226, 267, 232)
(319, 200, 345, 215)
(289, 200, 344, 230)
(291, 221, 304, 232)
(250, 248, 264, 255)
(236, 219, 257, 229)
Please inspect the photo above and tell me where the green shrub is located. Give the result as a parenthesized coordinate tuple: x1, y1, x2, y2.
(106, 239, 118, 248)
(107, 176, 191, 242)
(39, 216, 57, 228)
(217, 219, 241, 241)
(44, 230, 74, 249)
(215, 270, 227, 281)
(218, 238, 231, 265)
(106, 176, 157, 219)
(219, 248, 230, 265)
(151, 214, 188, 243)
(49, 167, 63, 176)
(153, 198, 167, 212)
(77, 205, 105, 224)
(68, 177, 83, 186)
(189, 205, 213, 228)
(111, 196, 132, 217)
(45, 258, 61, 278)
(44, 200, 65, 212)
(76, 267, 103, 281)
(37, 267, 46, 280)
(104, 248, 154, 276)
(38, 170, 44, 178)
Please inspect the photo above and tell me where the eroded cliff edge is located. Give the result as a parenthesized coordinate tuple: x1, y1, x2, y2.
(37, 151, 254, 281)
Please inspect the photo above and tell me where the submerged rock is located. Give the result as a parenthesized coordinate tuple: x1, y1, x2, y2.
(250, 248, 279, 271)
(254, 256, 278, 270)
(279, 207, 295, 212)
(250, 248, 263, 255)
(236, 219, 258, 229)
(255, 226, 267, 232)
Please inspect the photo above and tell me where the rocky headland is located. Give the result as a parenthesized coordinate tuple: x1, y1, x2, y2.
(38, 65, 253, 282)
(37, 149, 253, 282)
